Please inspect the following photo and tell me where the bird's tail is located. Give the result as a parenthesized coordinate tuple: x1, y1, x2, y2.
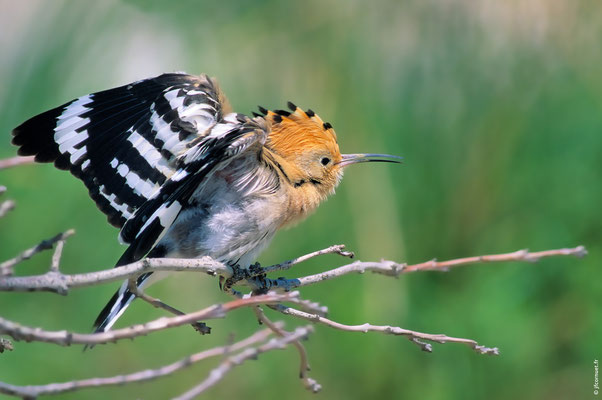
(91, 242, 170, 337)
(85, 271, 169, 350)
(91, 273, 154, 333)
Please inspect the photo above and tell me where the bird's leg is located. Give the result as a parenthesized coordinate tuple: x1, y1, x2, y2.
(250, 276, 301, 294)
(246, 263, 301, 293)
(127, 278, 211, 335)
(221, 262, 301, 294)
(221, 262, 262, 291)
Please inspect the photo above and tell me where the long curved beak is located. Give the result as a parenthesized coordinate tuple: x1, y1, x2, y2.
(338, 153, 403, 167)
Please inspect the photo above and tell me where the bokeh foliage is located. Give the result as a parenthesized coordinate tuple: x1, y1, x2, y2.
(1, 1, 600, 399)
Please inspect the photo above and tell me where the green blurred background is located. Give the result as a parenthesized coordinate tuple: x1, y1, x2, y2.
(1, 1, 600, 399)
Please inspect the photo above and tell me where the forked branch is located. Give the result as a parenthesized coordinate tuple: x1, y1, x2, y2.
(0, 324, 315, 399)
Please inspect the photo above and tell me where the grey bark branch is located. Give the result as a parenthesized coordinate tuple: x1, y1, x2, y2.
(0, 256, 229, 293)
(0, 245, 586, 294)
(0, 324, 290, 398)
(0, 292, 301, 346)
(291, 246, 587, 288)
(0, 230, 75, 277)
(272, 305, 499, 354)
(172, 326, 314, 400)
(252, 304, 321, 392)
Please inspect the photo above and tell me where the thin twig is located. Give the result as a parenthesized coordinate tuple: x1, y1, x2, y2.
(0, 200, 15, 218)
(173, 326, 314, 400)
(0, 156, 35, 170)
(0, 325, 284, 398)
(260, 244, 354, 275)
(0, 186, 14, 219)
(49, 235, 69, 273)
(292, 297, 329, 316)
(226, 287, 320, 392)
(292, 246, 587, 288)
(0, 292, 301, 346)
(0, 230, 75, 277)
(128, 278, 211, 334)
(252, 306, 321, 393)
(403, 246, 588, 273)
(275, 306, 499, 355)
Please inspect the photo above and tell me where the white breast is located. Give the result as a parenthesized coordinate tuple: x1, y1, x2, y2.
(157, 156, 285, 267)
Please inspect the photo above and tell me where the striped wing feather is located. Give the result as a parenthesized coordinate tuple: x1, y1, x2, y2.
(116, 119, 268, 265)
(11, 73, 226, 229)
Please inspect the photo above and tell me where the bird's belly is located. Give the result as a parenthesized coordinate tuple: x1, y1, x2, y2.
(158, 196, 281, 267)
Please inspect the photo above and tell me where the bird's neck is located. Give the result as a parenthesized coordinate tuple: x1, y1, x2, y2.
(263, 148, 326, 228)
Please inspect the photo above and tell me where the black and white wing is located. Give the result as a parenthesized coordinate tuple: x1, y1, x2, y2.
(12, 72, 229, 229)
(13, 73, 271, 335)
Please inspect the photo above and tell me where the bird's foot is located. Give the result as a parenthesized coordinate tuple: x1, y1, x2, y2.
(220, 262, 262, 292)
(219, 262, 300, 294)
(191, 321, 212, 335)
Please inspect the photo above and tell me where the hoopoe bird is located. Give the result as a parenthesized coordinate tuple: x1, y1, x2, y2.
(11, 72, 401, 333)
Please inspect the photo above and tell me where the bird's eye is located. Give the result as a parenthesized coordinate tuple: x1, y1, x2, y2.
(320, 157, 331, 166)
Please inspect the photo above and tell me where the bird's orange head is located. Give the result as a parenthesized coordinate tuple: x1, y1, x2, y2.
(261, 102, 343, 195)
(257, 102, 401, 225)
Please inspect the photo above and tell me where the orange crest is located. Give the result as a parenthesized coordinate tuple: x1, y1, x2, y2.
(256, 102, 341, 163)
